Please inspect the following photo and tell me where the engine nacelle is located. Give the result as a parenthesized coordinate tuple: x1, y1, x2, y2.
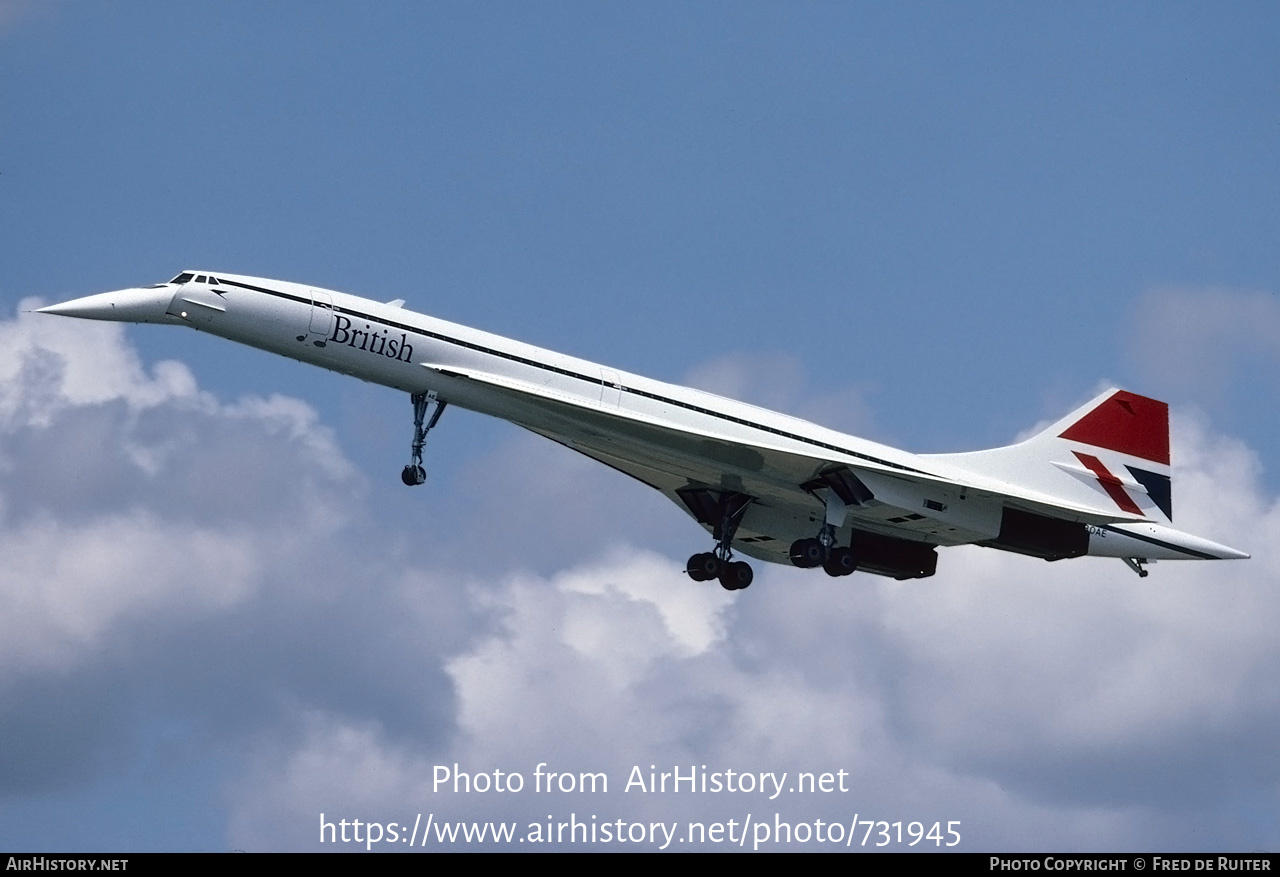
(850, 530, 938, 579)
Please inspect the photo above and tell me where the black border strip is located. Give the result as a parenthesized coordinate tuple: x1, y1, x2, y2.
(220, 277, 928, 476)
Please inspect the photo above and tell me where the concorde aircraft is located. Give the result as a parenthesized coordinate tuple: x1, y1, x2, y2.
(38, 271, 1247, 590)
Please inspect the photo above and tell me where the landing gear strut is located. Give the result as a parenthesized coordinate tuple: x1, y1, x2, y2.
(401, 390, 447, 486)
(678, 488, 754, 591)
(789, 486, 857, 577)
(1122, 557, 1150, 578)
(789, 531, 857, 577)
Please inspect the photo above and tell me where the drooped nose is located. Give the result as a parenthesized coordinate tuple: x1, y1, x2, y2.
(37, 286, 178, 324)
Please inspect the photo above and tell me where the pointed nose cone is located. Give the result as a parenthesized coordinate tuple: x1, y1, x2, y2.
(37, 287, 176, 324)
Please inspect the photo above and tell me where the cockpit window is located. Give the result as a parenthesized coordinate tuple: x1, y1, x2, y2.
(170, 272, 195, 284)
(195, 275, 208, 284)
(209, 276, 219, 285)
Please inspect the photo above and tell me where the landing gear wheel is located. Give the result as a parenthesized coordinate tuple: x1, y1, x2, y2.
(686, 552, 721, 582)
(789, 538, 824, 569)
(823, 546, 857, 577)
(401, 465, 426, 486)
(718, 561, 753, 591)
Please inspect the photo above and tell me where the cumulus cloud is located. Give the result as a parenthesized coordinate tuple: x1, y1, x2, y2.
(0, 510, 259, 675)
(4, 307, 1278, 853)
(225, 548, 1190, 850)
(229, 404, 1280, 851)
(2, 313, 217, 673)
(0, 307, 398, 803)
(0, 301, 201, 427)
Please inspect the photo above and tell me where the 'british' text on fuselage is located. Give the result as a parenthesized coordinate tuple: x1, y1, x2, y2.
(330, 314, 414, 362)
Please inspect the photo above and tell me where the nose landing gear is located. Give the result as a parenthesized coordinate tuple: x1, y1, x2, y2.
(402, 390, 447, 486)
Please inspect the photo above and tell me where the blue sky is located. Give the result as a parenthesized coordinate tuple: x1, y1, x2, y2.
(1, 2, 1278, 852)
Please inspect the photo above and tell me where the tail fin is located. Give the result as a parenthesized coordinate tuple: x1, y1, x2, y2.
(1056, 390, 1169, 467)
(931, 389, 1174, 523)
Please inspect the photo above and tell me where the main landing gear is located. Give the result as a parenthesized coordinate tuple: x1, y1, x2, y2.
(789, 532, 857, 577)
(678, 488, 754, 591)
(686, 551, 754, 591)
(401, 390, 447, 486)
(789, 486, 857, 577)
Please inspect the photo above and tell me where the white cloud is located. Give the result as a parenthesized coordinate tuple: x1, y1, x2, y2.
(0, 303, 203, 427)
(226, 717, 439, 852)
(5, 308, 1277, 852)
(225, 397, 1280, 851)
(0, 511, 258, 674)
(0, 308, 360, 679)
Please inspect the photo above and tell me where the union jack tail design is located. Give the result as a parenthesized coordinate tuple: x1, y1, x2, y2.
(1056, 390, 1172, 521)
(935, 389, 1174, 523)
